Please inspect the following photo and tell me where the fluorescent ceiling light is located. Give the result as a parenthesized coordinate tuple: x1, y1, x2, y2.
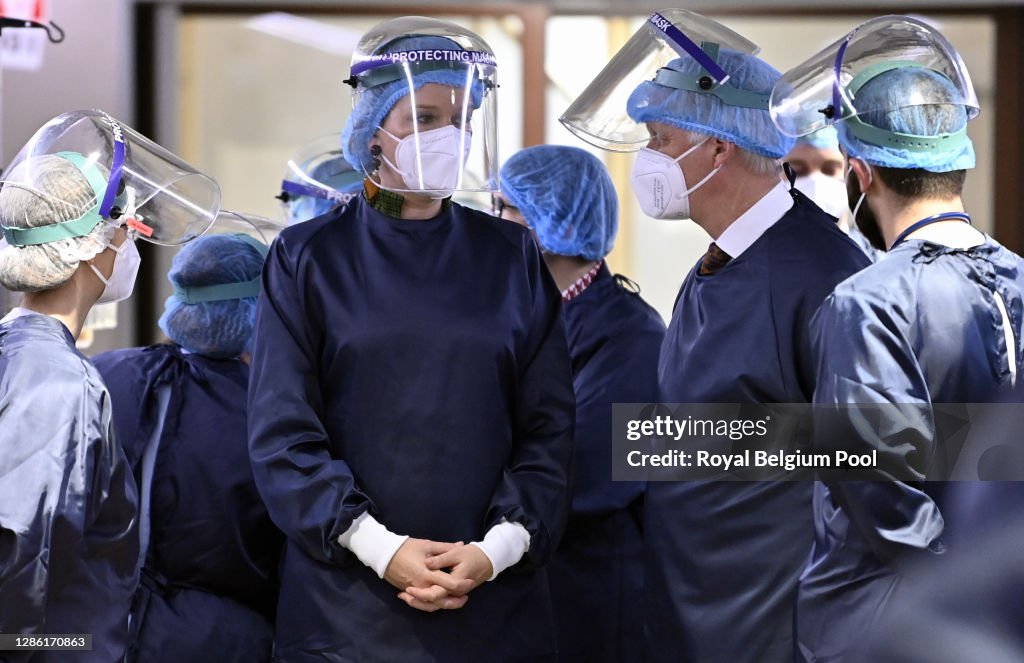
(245, 12, 362, 55)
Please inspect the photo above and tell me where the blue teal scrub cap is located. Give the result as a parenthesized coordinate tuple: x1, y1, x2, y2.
(158, 233, 267, 358)
(795, 127, 840, 151)
(837, 65, 975, 172)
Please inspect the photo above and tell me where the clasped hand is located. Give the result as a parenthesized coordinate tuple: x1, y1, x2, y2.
(383, 538, 493, 613)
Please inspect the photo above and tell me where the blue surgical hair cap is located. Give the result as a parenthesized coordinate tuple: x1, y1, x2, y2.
(796, 126, 840, 151)
(837, 66, 975, 172)
(500, 145, 618, 261)
(342, 35, 485, 173)
(627, 47, 794, 158)
(158, 233, 266, 358)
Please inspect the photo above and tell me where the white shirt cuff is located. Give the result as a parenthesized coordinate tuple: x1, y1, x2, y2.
(337, 512, 409, 579)
(469, 519, 531, 581)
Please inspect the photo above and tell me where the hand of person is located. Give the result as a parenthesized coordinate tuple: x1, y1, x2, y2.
(415, 543, 494, 595)
(385, 539, 474, 613)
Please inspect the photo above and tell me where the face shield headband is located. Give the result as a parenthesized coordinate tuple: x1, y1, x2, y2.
(826, 58, 970, 155)
(344, 48, 496, 92)
(0, 150, 127, 248)
(171, 234, 269, 304)
(646, 13, 768, 111)
(279, 177, 362, 206)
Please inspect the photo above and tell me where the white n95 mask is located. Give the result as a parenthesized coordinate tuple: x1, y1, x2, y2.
(794, 172, 848, 220)
(630, 138, 720, 220)
(379, 125, 473, 199)
(89, 237, 142, 304)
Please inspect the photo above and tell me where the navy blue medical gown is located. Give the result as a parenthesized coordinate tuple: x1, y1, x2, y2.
(798, 237, 1024, 663)
(92, 343, 283, 662)
(647, 192, 870, 663)
(248, 196, 575, 663)
(0, 313, 139, 663)
(547, 266, 665, 663)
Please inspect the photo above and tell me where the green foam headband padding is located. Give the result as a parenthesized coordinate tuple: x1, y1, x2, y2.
(842, 61, 970, 153)
(1, 151, 109, 247)
(171, 233, 268, 304)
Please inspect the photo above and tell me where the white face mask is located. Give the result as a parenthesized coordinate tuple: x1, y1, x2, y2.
(794, 172, 848, 220)
(630, 137, 720, 220)
(378, 125, 472, 199)
(89, 237, 141, 304)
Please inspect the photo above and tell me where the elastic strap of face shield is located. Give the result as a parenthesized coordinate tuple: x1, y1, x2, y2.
(844, 114, 970, 152)
(171, 233, 268, 304)
(653, 67, 770, 109)
(174, 278, 262, 304)
(841, 61, 971, 153)
(0, 150, 113, 247)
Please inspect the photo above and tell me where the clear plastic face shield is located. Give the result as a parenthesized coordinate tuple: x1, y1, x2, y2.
(0, 110, 221, 247)
(343, 17, 499, 196)
(208, 210, 284, 246)
(559, 9, 759, 152)
(279, 133, 364, 224)
(769, 15, 979, 139)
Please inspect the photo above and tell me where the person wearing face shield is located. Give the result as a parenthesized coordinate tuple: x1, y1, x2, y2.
(785, 126, 879, 259)
(561, 11, 870, 663)
(497, 145, 665, 663)
(247, 17, 574, 663)
(768, 16, 1024, 662)
(0, 112, 220, 662)
(92, 224, 284, 663)
(278, 134, 365, 224)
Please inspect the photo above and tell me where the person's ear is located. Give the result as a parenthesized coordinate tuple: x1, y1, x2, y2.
(848, 157, 874, 193)
(711, 139, 735, 169)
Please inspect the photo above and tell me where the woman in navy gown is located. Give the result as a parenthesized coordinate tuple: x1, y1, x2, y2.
(247, 17, 575, 663)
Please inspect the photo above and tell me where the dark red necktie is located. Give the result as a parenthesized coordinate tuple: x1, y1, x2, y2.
(699, 242, 733, 276)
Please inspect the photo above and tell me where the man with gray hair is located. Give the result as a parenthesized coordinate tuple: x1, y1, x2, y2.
(769, 15, 1024, 662)
(561, 10, 869, 662)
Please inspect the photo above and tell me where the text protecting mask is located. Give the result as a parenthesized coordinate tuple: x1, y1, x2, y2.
(631, 137, 720, 219)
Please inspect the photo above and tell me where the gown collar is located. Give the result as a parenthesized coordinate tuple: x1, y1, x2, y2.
(715, 182, 794, 259)
(562, 261, 603, 303)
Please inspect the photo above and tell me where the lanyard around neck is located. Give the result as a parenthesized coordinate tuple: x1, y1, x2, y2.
(890, 212, 972, 250)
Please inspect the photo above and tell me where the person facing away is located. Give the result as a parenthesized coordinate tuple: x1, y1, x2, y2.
(858, 386, 1024, 663)
(496, 144, 666, 663)
(766, 15, 1024, 662)
(785, 126, 879, 260)
(0, 153, 140, 662)
(92, 232, 284, 662)
(561, 11, 870, 661)
(247, 16, 575, 663)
